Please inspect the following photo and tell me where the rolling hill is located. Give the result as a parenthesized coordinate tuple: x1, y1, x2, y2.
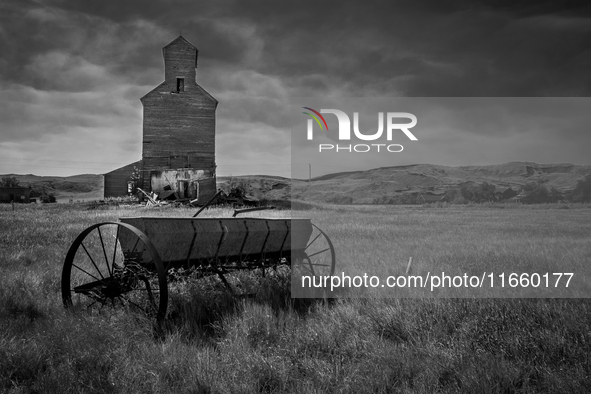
(3, 162, 590, 204)
(290, 162, 591, 204)
(0, 174, 104, 203)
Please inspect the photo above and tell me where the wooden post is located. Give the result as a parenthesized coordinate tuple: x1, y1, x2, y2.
(405, 257, 413, 275)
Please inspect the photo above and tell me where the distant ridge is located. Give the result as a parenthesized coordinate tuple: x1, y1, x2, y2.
(3, 162, 590, 204)
(292, 162, 591, 204)
(0, 173, 103, 202)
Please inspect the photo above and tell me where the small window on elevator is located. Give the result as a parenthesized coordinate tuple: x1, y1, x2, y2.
(176, 78, 184, 92)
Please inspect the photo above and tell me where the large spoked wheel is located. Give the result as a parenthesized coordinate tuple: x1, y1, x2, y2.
(61, 222, 168, 321)
(292, 224, 336, 277)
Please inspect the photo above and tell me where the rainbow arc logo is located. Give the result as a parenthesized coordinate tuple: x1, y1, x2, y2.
(302, 107, 328, 136)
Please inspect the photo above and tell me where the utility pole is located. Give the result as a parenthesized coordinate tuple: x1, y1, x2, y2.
(308, 164, 311, 191)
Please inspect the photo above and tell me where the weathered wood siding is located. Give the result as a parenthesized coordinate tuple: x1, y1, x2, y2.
(140, 36, 217, 196)
(196, 177, 216, 204)
(104, 161, 141, 197)
(163, 37, 197, 84)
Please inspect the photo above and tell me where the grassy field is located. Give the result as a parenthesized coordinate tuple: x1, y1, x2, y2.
(297, 203, 591, 298)
(0, 203, 590, 393)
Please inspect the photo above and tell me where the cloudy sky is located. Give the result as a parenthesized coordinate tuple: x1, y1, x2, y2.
(0, 0, 590, 178)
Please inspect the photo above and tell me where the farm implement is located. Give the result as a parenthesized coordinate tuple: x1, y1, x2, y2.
(61, 207, 335, 321)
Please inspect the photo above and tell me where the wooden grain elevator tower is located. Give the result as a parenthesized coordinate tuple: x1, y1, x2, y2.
(104, 36, 217, 202)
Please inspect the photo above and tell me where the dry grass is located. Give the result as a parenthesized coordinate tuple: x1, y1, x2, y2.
(300, 203, 591, 297)
(0, 203, 590, 393)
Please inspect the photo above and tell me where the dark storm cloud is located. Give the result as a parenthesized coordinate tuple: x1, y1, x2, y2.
(6, 0, 591, 95)
(0, 0, 590, 176)
(197, 0, 591, 97)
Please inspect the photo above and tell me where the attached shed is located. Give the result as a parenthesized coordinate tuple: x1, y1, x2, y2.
(0, 187, 31, 203)
(104, 160, 142, 198)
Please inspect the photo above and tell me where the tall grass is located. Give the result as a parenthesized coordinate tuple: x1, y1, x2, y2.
(0, 203, 589, 393)
(301, 204, 591, 297)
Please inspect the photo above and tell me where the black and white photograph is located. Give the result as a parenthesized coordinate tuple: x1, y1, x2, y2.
(1, 0, 590, 392)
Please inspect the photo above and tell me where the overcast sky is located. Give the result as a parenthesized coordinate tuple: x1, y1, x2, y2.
(0, 0, 590, 178)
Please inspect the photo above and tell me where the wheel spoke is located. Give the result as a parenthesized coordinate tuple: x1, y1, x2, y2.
(97, 227, 112, 277)
(306, 232, 322, 250)
(86, 299, 99, 309)
(131, 236, 141, 253)
(306, 248, 330, 259)
(302, 266, 315, 275)
(305, 258, 315, 275)
(144, 280, 157, 311)
(71, 263, 103, 282)
(112, 226, 120, 270)
(80, 241, 105, 280)
(120, 294, 151, 314)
